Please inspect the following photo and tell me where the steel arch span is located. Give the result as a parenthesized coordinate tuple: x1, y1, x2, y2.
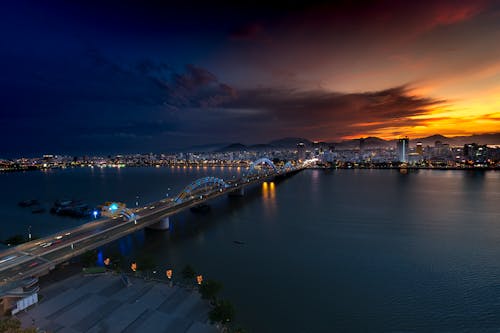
(174, 177, 229, 203)
(283, 161, 293, 171)
(248, 158, 278, 174)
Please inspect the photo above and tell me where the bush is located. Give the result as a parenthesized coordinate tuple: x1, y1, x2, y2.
(0, 317, 37, 333)
(209, 299, 235, 324)
(181, 264, 196, 280)
(80, 250, 97, 267)
(1, 234, 26, 246)
(199, 279, 222, 301)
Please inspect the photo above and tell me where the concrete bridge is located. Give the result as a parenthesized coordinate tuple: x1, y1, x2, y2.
(0, 158, 311, 299)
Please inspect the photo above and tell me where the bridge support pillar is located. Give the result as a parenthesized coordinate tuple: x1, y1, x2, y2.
(228, 188, 245, 197)
(147, 217, 170, 230)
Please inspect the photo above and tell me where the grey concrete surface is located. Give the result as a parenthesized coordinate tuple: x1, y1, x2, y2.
(15, 273, 218, 333)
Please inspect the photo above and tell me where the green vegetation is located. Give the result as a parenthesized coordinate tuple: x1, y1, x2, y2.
(229, 328, 248, 333)
(80, 249, 98, 267)
(0, 317, 36, 333)
(181, 264, 196, 280)
(136, 255, 156, 278)
(199, 279, 223, 302)
(108, 252, 125, 272)
(1, 234, 38, 246)
(209, 299, 235, 325)
(82, 266, 106, 274)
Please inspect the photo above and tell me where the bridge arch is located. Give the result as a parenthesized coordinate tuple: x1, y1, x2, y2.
(174, 177, 229, 203)
(283, 161, 293, 171)
(248, 158, 278, 174)
(121, 208, 135, 220)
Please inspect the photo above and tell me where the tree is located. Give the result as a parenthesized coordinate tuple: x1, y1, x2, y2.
(137, 255, 156, 279)
(108, 252, 125, 272)
(0, 317, 37, 333)
(181, 264, 196, 280)
(80, 250, 97, 267)
(2, 234, 26, 246)
(199, 279, 223, 302)
(209, 299, 235, 325)
(230, 328, 248, 333)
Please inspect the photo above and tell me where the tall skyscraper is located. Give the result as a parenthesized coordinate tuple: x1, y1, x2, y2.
(297, 142, 306, 161)
(416, 142, 423, 155)
(397, 137, 409, 163)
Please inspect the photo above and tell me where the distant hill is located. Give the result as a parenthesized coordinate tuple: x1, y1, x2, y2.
(330, 133, 500, 149)
(182, 133, 499, 152)
(268, 137, 312, 148)
(217, 143, 248, 152)
(332, 136, 391, 149)
(183, 142, 229, 152)
(249, 143, 274, 150)
(413, 133, 500, 147)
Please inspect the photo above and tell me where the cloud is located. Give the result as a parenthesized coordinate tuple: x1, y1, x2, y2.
(213, 85, 445, 140)
(229, 23, 267, 41)
(82, 57, 448, 141)
(160, 65, 238, 109)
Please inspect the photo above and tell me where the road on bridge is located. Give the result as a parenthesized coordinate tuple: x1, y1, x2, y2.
(0, 163, 307, 289)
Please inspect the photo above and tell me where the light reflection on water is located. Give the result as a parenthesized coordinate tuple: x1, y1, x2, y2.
(1, 168, 500, 332)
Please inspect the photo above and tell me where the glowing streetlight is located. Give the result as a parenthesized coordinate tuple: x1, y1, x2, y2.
(131, 262, 137, 272)
(196, 275, 203, 285)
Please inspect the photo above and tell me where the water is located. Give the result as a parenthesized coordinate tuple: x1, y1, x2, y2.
(1, 167, 500, 332)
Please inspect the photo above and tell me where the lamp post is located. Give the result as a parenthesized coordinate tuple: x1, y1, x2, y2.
(28, 225, 32, 241)
(135, 195, 139, 207)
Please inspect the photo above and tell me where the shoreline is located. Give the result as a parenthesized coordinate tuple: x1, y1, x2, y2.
(14, 261, 220, 333)
(1, 164, 499, 174)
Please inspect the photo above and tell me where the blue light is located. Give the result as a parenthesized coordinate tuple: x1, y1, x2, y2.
(97, 250, 103, 266)
(93, 210, 98, 218)
(109, 203, 118, 211)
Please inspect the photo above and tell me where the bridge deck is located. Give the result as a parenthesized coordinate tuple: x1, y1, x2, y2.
(0, 166, 305, 288)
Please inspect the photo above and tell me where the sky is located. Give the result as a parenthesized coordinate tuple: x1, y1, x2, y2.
(1, 0, 499, 155)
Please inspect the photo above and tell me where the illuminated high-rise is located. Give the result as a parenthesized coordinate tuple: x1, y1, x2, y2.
(397, 137, 409, 163)
(297, 143, 306, 161)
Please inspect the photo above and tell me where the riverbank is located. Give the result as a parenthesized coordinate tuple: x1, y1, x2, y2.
(15, 265, 218, 333)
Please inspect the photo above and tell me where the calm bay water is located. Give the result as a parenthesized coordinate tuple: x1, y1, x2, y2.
(1, 167, 500, 332)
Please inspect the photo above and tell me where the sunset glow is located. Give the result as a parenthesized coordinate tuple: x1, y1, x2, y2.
(1, 0, 499, 155)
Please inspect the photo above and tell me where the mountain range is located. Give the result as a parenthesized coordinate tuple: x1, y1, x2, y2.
(184, 133, 500, 152)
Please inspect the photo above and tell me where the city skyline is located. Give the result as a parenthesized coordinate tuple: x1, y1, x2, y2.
(1, 1, 500, 155)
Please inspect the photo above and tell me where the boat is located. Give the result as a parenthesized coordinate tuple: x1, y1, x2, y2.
(31, 207, 46, 214)
(18, 199, 39, 207)
(51, 199, 90, 217)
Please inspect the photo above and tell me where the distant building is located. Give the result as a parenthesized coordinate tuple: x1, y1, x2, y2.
(99, 202, 127, 217)
(297, 143, 306, 161)
(312, 141, 320, 156)
(416, 142, 423, 155)
(463, 143, 488, 163)
(397, 137, 409, 163)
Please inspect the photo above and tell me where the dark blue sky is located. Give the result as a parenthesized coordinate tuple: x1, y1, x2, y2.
(1, 0, 499, 156)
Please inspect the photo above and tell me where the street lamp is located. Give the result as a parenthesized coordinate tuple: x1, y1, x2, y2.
(28, 225, 32, 241)
(136, 195, 139, 207)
